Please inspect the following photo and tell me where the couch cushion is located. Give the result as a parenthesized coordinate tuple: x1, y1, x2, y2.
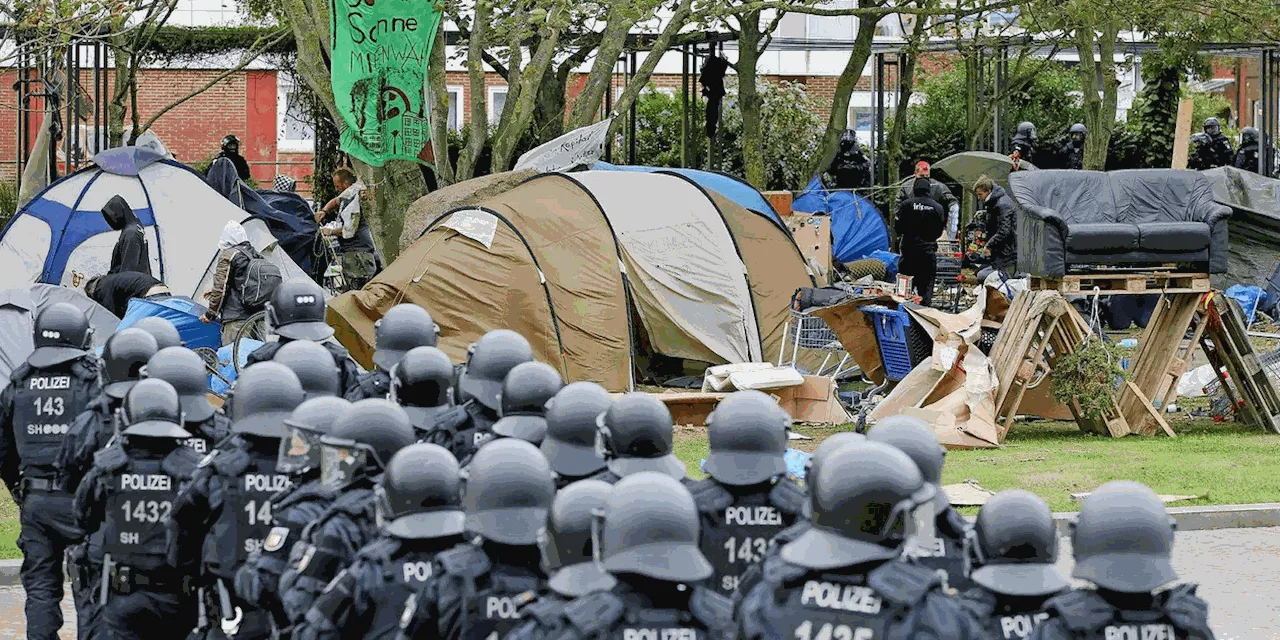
(1138, 221, 1211, 252)
(1065, 224, 1140, 252)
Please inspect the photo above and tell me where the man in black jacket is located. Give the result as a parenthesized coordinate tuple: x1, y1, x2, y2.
(102, 195, 151, 276)
(1235, 127, 1262, 174)
(895, 177, 945, 305)
(84, 271, 169, 318)
(975, 175, 1017, 276)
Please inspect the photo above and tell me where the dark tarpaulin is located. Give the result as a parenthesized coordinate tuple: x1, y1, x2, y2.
(206, 158, 318, 274)
(1202, 166, 1280, 287)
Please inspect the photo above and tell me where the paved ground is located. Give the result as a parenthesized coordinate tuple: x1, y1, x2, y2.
(0, 528, 1274, 638)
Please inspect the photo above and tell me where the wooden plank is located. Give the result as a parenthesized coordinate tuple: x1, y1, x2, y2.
(1203, 295, 1280, 433)
(1125, 380, 1177, 437)
(1029, 272, 1211, 296)
(1171, 98, 1196, 170)
(1118, 293, 1200, 436)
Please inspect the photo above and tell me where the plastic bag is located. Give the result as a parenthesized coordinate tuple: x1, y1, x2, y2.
(1176, 364, 1217, 399)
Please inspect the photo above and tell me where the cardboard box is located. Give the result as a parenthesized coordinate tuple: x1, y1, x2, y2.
(763, 191, 793, 217)
(654, 375, 849, 426)
(787, 214, 832, 280)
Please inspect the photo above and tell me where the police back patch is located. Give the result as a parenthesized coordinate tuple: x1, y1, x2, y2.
(264, 526, 289, 552)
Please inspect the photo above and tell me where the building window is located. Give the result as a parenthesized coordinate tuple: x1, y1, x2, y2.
(426, 86, 464, 132)
(277, 75, 315, 152)
(807, 1, 855, 39)
(488, 86, 508, 125)
(847, 106, 895, 131)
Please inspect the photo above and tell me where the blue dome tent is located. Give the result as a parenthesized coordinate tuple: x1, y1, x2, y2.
(792, 176, 889, 263)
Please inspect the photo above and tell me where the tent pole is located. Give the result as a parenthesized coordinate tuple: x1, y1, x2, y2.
(65, 43, 73, 174)
(681, 45, 689, 168)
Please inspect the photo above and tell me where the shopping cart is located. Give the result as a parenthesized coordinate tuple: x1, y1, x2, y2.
(777, 308, 857, 378)
(933, 240, 964, 313)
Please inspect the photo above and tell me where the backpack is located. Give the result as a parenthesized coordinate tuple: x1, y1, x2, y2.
(238, 247, 283, 310)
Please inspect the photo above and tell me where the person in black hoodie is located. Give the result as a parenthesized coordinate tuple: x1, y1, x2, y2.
(216, 135, 253, 181)
(975, 175, 1018, 276)
(84, 271, 168, 318)
(102, 195, 151, 276)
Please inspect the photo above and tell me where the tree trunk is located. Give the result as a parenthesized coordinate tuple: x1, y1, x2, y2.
(885, 15, 926, 196)
(533, 64, 568, 143)
(566, 3, 634, 129)
(427, 25, 456, 186)
(108, 35, 130, 148)
(354, 159, 424, 263)
(737, 11, 767, 188)
(490, 17, 564, 172)
(456, 0, 492, 180)
(605, 0, 695, 137)
(1075, 22, 1120, 170)
(810, 7, 880, 178)
(278, 0, 339, 125)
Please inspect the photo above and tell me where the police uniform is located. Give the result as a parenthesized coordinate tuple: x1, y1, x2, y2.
(60, 393, 118, 496)
(904, 506, 971, 591)
(346, 369, 391, 402)
(508, 581, 735, 640)
(689, 476, 805, 596)
(962, 588, 1061, 640)
(732, 520, 808, 608)
(446, 401, 499, 464)
(1027, 586, 1214, 640)
(245, 340, 362, 398)
(277, 481, 380, 625)
(1205, 133, 1234, 169)
(182, 413, 232, 456)
(396, 541, 546, 640)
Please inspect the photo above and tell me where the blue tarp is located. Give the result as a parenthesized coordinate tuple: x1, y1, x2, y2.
(591, 162, 787, 231)
(210, 338, 263, 395)
(1225, 285, 1269, 325)
(207, 159, 319, 274)
(117, 296, 222, 350)
(792, 176, 889, 263)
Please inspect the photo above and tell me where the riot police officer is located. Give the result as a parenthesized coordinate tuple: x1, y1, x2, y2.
(1011, 121, 1038, 164)
(234, 395, 351, 635)
(145, 347, 231, 455)
(297, 443, 468, 639)
(867, 415, 971, 590)
(1235, 126, 1262, 173)
(690, 391, 804, 597)
(168, 362, 305, 640)
(959, 490, 1069, 639)
(74, 379, 202, 639)
(1188, 133, 1215, 171)
(1059, 124, 1085, 170)
(277, 399, 417, 627)
(132, 316, 183, 350)
(389, 346, 458, 436)
(0, 303, 101, 640)
(244, 278, 361, 396)
(591, 393, 689, 484)
(491, 361, 564, 445)
(509, 472, 735, 640)
(274, 340, 342, 399)
(395, 438, 554, 640)
(540, 382, 611, 488)
(1029, 481, 1213, 640)
(347, 304, 440, 402)
(737, 441, 984, 639)
(444, 329, 534, 463)
(1202, 117, 1234, 168)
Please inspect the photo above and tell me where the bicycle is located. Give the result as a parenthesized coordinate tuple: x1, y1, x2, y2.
(231, 311, 276, 374)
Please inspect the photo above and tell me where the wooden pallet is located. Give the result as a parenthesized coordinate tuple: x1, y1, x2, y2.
(1117, 293, 1203, 436)
(1029, 272, 1211, 295)
(1199, 294, 1280, 434)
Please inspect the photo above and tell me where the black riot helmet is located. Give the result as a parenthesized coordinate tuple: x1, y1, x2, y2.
(121, 378, 192, 439)
(492, 361, 564, 444)
(229, 362, 305, 438)
(969, 489, 1069, 597)
(782, 441, 934, 570)
(803, 431, 866, 517)
(277, 396, 351, 476)
(1069, 123, 1086, 142)
(1204, 117, 1222, 136)
(273, 340, 341, 399)
(704, 390, 788, 486)
(867, 415, 947, 513)
(1191, 132, 1210, 148)
(145, 347, 216, 423)
(375, 443, 466, 540)
(1070, 480, 1177, 593)
(596, 393, 684, 480)
(389, 347, 454, 429)
(458, 329, 533, 410)
(319, 399, 416, 490)
(1016, 121, 1038, 142)
(102, 328, 160, 400)
(541, 382, 611, 479)
(132, 317, 183, 350)
(1242, 126, 1260, 146)
(221, 134, 240, 153)
(266, 278, 333, 341)
(600, 472, 712, 583)
(372, 304, 440, 371)
(461, 438, 555, 545)
(28, 302, 93, 368)
(538, 479, 617, 597)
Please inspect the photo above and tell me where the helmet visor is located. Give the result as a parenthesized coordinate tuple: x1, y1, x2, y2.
(320, 438, 368, 490)
(278, 427, 324, 476)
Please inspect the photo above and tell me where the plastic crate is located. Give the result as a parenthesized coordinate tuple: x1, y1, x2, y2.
(863, 305, 914, 381)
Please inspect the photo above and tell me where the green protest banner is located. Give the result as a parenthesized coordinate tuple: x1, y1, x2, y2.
(330, 0, 442, 167)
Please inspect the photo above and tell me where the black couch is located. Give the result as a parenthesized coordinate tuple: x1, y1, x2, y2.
(1011, 169, 1231, 277)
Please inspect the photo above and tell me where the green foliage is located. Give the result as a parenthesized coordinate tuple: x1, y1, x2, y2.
(0, 181, 17, 229)
(1189, 91, 1235, 134)
(147, 26, 295, 60)
(612, 88, 708, 169)
(715, 81, 825, 191)
(1052, 338, 1132, 421)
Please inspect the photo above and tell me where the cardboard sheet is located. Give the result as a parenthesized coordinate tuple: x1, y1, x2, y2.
(656, 375, 850, 426)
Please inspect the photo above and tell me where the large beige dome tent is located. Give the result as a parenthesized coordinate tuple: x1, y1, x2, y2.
(328, 171, 815, 390)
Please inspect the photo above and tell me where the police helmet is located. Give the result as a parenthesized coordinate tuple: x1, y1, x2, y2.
(1071, 480, 1176, 593)
(372, 305, 440, 371)
(1016, 121, 1038, 141)
(969, 489, 1069, 597)
(596, 393, 684, 480)
(145, 347, 215, 423)
(781, 441, 934, 570)
(492, 361, 564, 444)
(1069, 123, 1086, 141)
(273, 340, 341, 399)
(266, 279, 333, 341)
(1242, 126, 1260, 145)
(375, 443, 466, 540)
(229, 362, 305, 438)
(132, 317, 183, 350)
(1204, 117, 1221, 136)
(802, 431, 866, 518)
(539, 479, 617, 597)
(121, 378, 192, 439)
(541, 382, 611, 479)
(1191, 132, 1210, 147)
(867, 415, 947, 513)
(389, 347, 454, 429)
(319, 399, 416, 490)
(704, 390, 788, 486)
(278, 396, 351, 476)
(29, 302, 93, 368)
(601, 472, 712, 583)
(458, 330, 534, 410)
(221, 134, 240, 152)
(103, 328, 160, 399)
(461, 438, 555, 545)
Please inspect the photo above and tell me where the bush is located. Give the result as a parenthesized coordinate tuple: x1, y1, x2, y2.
(612, 88, 708, 168)
(0, 180, 15, 228)
(714, 81, 826, 190)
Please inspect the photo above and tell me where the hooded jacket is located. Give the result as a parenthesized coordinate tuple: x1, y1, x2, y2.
(205, 221, 258, 323)
(103, 195, 151, 276)
(982, 185, 1018, 273)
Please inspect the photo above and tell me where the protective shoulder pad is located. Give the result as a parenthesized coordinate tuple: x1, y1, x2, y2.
(72, 357, 101, 380)
(689, 586, 734, 631)
(866, 559, 940, 607)
(436, 543, 491, 579)
(766, 557, 809, 586)
(356, 537, 401, 565)
(92, 442, 129, 472)
(522, 596, 566, 627)
(329, 487, 375, 516)
(9, 363, 31, 383)
(211, 446, 251, 477)
(1044, 589, 1115, 633)
(956, 587, 996, 618)
(562, 591, 625, 636)
(687, 478, 733, 514)
(1160, 583, 1213, 636)
(768, 477, 807, 516)
(162, 446, 202, 479)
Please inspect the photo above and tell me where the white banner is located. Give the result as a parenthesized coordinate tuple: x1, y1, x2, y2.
(442, 209, 499, 249)
(514, 117, 614, 173)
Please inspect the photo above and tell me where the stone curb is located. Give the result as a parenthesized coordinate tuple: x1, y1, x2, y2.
(0, 559, 18, 587)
